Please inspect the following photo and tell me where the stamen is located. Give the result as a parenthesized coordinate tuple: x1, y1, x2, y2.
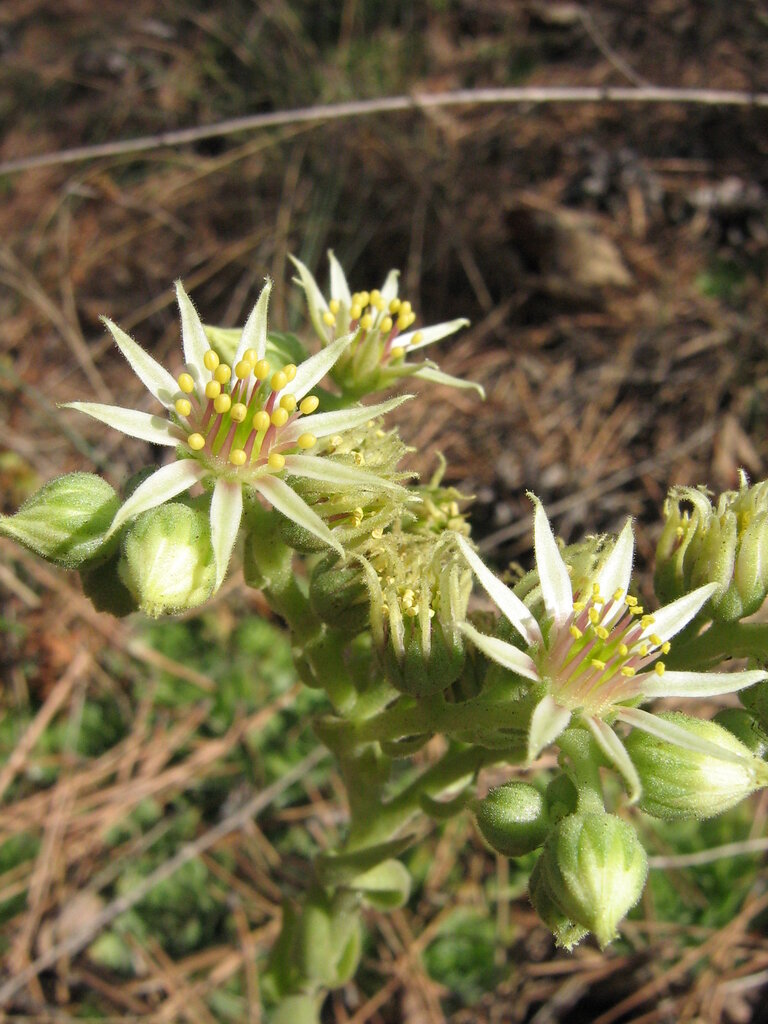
(188, 433, 205, 450)
(621, 667, 636, 677)
(271, 408, 289, 427)
(655, 662, 666, 676)
(178, 373, 195, 394)
(214, 364, 231, 384)
(271, 370, 288, 392)
(253, 410, 270, 432)
(280, 394, 297, 412)
(388, 299, 401, 313)
(573, 601, 586, 612)
(175, 398, 192, 417)
(322, 311, 336, 327)
(591, 659, 606, 671)
(613, 588, 624, 602)
(588, 607, 600, 625)
(205, 381, 221, 400)
(410, 331, 423, 345)
(641, 615, 655, 628)
(569, 625, 583, 639)
(214, 394, 231, 414)
(235, 360, 252, 380)
(254, 359, 270, 380)
(596, 626, 609, 640)
(380, 315, 394, 334)
(390, 346, 405, 360)
(625, 595, 638, 607)
(350, 303, 362, 320)
(650, 634, 663, 646)
(299, 395, 319, 415)
(662, 641, 671, 654)
(229, 449, 247, 466)
(329, 299, 340, 314)
(230, 403, 247, 423)
(268, 452, 285, 470)
(243, 349, 258, 363)
(360, 313, 373, 330)
(618, 643, 628, 656)
(283, 364, 297, 382)
(298, 433, 317, 449)
(203, 350, 220, 371)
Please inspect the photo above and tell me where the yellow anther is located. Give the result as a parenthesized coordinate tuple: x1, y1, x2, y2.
(592, 583, 601, 596)
(329, 299, 340, 314)
(372, 295, 386, 311)
(621, 667, 636, 677)
(360, 313, 374, 330)
(569, 625, 583, 640)
(253, 410, 270, 432)
(410, 331, 423, 346)
(229, 449, 247, 467)
(388, 298, 401, 313)
(613, 588, 624, 602)
(449, 501, 460, 516)
(205, 380, 221, 400)
(268, 452, 286, 470)
(187, 432, 205, 451)
(625, 595, 638, 607)
(630, 605, 645, 616)
(214, 364, 231, 384)
(405, 605, 419, 618)
(175, 398, 192, 417)
(358, 291, 370, 306)
(396, 314, 411, 331)
(203, 350, 220, 371)
(235, 360, 253, 380)
(655, 662, 666, 676)
(299, 395, 319, 415)
(178, 372, 195, 394)
(370, 289, 381, 303)
(675, 525, 685, 538)
(399, 300, 412, 316)
(280, 394, 297, 412)
(573, 600, 586, 612)
(322, 311, 336, 327)
(350, 304, 362, 320)
(662, 641, 671, 654)
(650, 634, 663, 646)
(588, 607, 600, 625)
(214, 394, 231, 415)
(271, 370, 288, 392)
(641, 615, 655, 628)
(329, 435, 343, 448)
(402, 588, 415, 607)
(380, 315, 394, 334)
(271, 407, 289, 427)
(591, 659, 606, 671)
(244, 349, 258, 363)
(618, 643, 628, 656)
(390, 346, 405, 361)
(297, 433, 316, 449)
(283, 364, 297, 382)
(596, 626, 609, 640)
(353, 451, 365, 466)
(371, 527, 384, 539)
(254, 359, 270, 380)
(592, 595, 605, 606)
(639, 644, 649, 657)
(231, 403, 247, 423)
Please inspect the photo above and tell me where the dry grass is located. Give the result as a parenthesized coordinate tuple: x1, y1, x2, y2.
(1, 1, 768, 1021)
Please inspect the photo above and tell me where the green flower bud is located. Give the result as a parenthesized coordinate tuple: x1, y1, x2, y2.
(294, 888, 362, 989)
(545, 773, 579, 824)
(473, 782, 549, 857)
(0, 473, 119, 568)
(309, 554, 370, 636)
(655, 477, 768, 621)
(118, 503, 216, 617)
(624, 712, 768, 819)
(528, 857, 588, 950)
(713, 708, 768, 758)
(539, 811, 647, 949)
(80, 554, 138, 617)
(350, 858, 411, 910)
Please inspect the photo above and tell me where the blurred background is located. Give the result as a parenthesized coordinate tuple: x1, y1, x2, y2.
(1, 2, 768, 1021)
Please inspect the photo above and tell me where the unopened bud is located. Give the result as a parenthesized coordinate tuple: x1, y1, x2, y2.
(545, 773, 579, 824)
(383, 610, 465, 697)
(350, 859, 411, 910)
(309, 555, 370, 636)
(0, 473, 119, 568)
(528, 857, 588, 950)
(538, 811, 647, 949)
(473, 782, 549, 857)
(624, 712, 768, 819)
(118, 503, 216, 617)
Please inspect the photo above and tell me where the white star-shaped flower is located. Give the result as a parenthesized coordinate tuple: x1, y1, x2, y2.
(64, 281, 409, 589)
(289, 251, 483, 397)
(457, 497, 767, 801)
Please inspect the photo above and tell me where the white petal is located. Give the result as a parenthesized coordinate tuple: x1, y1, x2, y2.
(531, 495, 573, 626)
(410, 364, 486, 398)
(63, 402, 180, 447)
(107, 460, 204, 538)
(101, 317, 179, 408)
(232, 279, 272, 368)
(458, 622, 541, 682)
(398, 318, 469, 351)
(642, 583, 718, 642)
(626, 668, 768, 701)
(289, 254, 331, 340)
(280, 395, 411, 444)
(456, 534, 542, 646)
(379, 269, 400, 303)
(616, 706, 750, 766)
(290, 332, 355, 400)
(175, 281, 212, 380)
(328, 250, 352, 307)
(528, 694, 572, 761)
(210, 479, 243, 590)
(282, 454, 405, 494)
(587, 715, 641, 803)
(595, 520, 634, 623)
(253, 475, 343, 555)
